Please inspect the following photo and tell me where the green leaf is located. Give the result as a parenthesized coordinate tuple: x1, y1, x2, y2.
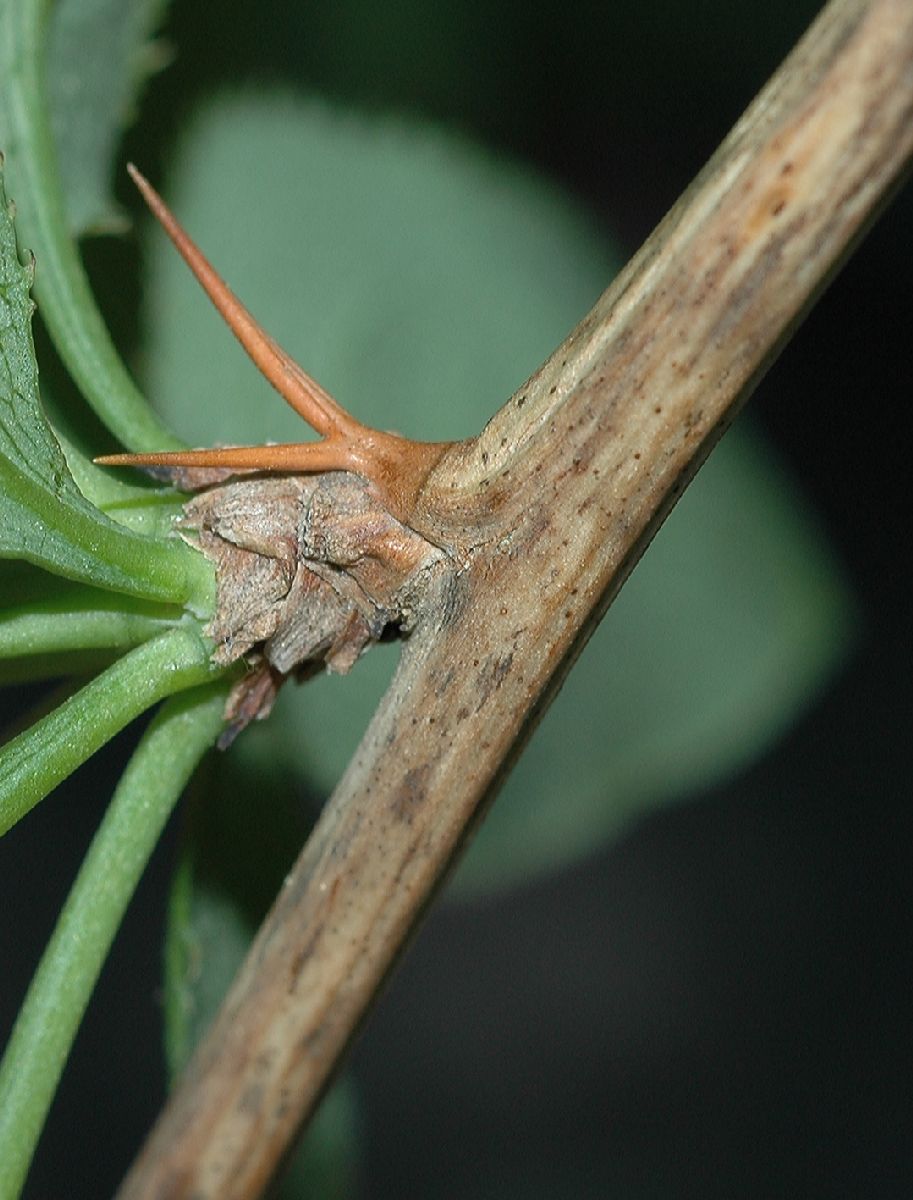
(0, 0, 184, 450)
(0, 624, 217, 837)
(48, 0, 172, 237)
(0, 164, 210, 607)
(143, 93, 853, 894)
(0, 680, 228, 1200)
(164, 753, 360, 1198)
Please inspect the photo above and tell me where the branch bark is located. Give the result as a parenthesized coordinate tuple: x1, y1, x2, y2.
(118, 1, 913, 1195)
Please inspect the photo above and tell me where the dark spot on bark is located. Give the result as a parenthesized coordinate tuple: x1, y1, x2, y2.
(474, 651, 515, 712)
(392, 764, 431, 824)
(289, 924, 324, 988)
(434, 666, 456, 698)
(437, 571, 471, 630)
(297, 1028, 324, 1058)
(239, 1084, 264, 1114)
(685, 407, 704, 431)
(495, 655, 514, 685)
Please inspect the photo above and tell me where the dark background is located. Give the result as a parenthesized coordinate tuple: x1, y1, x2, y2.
(2, 1, 911, 1196)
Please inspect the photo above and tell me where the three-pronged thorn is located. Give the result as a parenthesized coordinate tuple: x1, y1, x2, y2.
(95, 165, 451, 524)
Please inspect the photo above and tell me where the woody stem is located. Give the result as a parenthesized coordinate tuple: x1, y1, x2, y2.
(116, 2, 913, 1197)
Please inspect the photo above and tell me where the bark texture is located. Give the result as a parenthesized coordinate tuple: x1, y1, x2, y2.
(118, 1, 913, 1195)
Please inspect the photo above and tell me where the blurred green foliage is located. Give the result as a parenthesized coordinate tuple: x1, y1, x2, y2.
(47, 0, 172, 237)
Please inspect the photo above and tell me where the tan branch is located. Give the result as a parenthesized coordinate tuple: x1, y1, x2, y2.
(117, 1, 913, 1195)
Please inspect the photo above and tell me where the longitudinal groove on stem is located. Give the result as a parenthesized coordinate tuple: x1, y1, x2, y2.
(117, 2, 913, 1197)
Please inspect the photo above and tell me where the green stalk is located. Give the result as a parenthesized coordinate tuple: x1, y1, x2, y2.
(0, 680, 228, 1199)
(0, 625, 220, 837)
(0, 0, 183, 452)
(0, 594, 179, 662)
